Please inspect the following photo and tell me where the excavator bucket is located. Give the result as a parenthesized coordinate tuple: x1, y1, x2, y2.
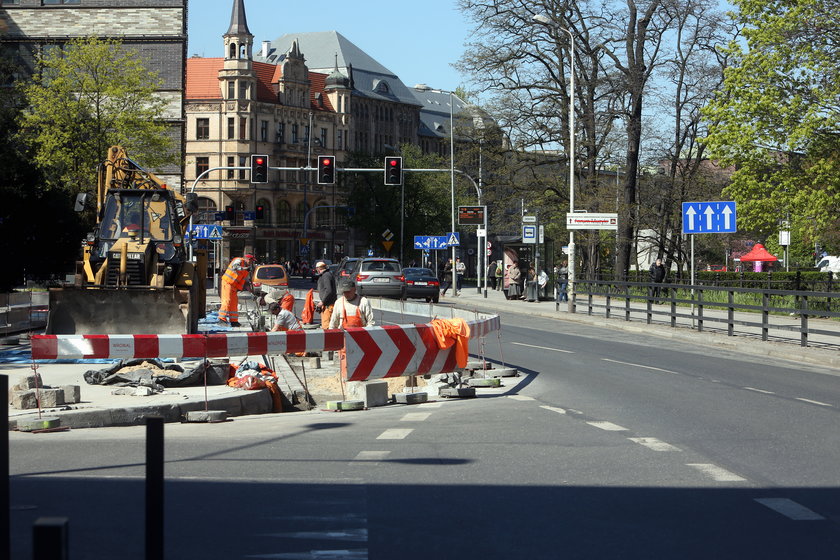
(46, 287, 193, 335)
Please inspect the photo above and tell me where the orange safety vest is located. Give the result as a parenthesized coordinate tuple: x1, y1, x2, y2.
(223, 257, 250, 290)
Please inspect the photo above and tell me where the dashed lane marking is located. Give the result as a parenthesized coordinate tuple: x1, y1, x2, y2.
(587, 421, 628, 431)
(754, 498, 826, 521)
(376, 428, 413, 440)
(417, 402, 443, 408)
(400, 413, 431, 422)
(511, 342, 573, 353)
(687, 463, 746, 482)
(508, 395, 535, 401)
(628, 437, 681, 452)
(795, 397, 832, 407)
(602, 358, 679, 374)
(743, 387, 775, 394)
(540, 405, 567, 414)
(351, 451, 390, 463)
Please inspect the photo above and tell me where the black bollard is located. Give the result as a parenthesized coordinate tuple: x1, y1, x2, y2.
(146, 416, 164, 560)
(33, 517, 69, 560)
(2, 375, 8, 560)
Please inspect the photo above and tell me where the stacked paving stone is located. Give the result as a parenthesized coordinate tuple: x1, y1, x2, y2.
(8, 373, 80, 410)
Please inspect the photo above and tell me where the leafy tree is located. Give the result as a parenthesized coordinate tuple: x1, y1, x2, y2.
(703, 0, 840, 259)
(17, 36, 176, 195)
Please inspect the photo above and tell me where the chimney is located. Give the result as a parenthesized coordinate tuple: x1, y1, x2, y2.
(261, 41, 270, 58)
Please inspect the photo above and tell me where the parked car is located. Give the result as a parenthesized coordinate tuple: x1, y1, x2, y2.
(251, 264, 288, 294)
(336, 257, 360, 279)
(817, 256, 840, 278)
(351, 257, 405, 299)
(402, 267, 440, 303)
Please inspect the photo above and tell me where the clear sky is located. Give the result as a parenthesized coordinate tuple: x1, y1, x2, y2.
(187, 0, 471, 93)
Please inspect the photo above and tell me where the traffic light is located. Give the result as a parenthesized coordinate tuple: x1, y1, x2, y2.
(225, 205, 235, 221)
(318, 155, 336, 184)
(384, 156, 403, 185)
(251, 154, 268, 183)
(255, 205, 265, 220)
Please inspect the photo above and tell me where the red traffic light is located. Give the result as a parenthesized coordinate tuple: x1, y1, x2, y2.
(389, 159, 398, 167)
(322, 157, 333, 166)
(255, 157, 265, 165)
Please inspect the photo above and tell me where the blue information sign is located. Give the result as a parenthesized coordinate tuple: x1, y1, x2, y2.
(682, 201, 737, 234)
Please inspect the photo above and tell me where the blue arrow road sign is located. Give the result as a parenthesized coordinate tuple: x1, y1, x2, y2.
(682, 201, 737, 234)
(413, 235, 451, 250)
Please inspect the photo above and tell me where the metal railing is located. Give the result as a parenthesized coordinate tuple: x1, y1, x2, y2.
(574, 279, 840, 349)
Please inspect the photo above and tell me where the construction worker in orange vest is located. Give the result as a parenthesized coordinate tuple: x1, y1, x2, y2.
(219, 253, 254, 327)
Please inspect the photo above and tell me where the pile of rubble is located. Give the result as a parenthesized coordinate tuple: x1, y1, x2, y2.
(8, 372, 81, 410)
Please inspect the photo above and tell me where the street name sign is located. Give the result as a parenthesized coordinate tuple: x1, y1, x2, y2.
(566, 213, 618, 230)
(522, 215, 537, 223)
(682, 201, 736, 234)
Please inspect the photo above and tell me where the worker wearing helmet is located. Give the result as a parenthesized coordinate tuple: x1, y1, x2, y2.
(219, 253, 254, 327)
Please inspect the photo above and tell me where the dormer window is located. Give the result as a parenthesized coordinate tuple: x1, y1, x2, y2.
(372, 79, 391, 95)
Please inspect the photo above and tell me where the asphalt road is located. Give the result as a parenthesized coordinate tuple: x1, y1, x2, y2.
(9, 308, 840, 559)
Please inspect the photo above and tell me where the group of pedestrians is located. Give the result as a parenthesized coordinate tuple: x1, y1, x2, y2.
(439, 257, 466, 297)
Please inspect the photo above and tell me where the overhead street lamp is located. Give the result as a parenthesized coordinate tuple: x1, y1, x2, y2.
(533, 13, 576, 311)
(415, 84, 457, 291)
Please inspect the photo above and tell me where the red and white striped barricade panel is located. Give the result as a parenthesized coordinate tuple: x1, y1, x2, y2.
(342, 315, 501, 382)
(30, 330, 345, 361)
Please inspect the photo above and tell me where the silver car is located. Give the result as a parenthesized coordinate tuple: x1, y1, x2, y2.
(351, 258, 406, 299)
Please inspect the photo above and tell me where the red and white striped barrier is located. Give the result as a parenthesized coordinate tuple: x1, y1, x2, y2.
(342, 316, 501, 382)
(30, 330, 345, 361)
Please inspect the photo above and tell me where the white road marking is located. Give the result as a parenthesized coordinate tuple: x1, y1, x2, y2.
(401, 413, 431, 422)
(743, 387, 775, 394)
(754, 498, 825, 521)
(540, 405, 567, 414)
(260, 529, 368, 542)
(628, 437, 681, 452)
(587, 421, 627, 431)
(508, 395, 535, 401)
(376, 428, 413, 440)
(602, 358, 679, 374)
(511, 342, 573, 353)
(687, 463, 746, 482)
(351, 451, 390, 463)
(417, 402, 442, 408)
(795, 397, 832, 407)
(246, 549, 368, 559)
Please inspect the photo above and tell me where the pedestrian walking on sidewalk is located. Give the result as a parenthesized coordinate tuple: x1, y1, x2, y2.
(487, 260, 498, 290)
(525, 266, 538, 301)
(649, 258, 667, 302)
(441, 258, 454, 296)
(495, 260, 504, 290)
(455, 257, 466, 294)
(556, 261, 569, 302)
(507, 261, 522, 300)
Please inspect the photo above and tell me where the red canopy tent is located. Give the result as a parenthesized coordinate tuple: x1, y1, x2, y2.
(737, 243, 777, 271)
(738, 243, 778, 262)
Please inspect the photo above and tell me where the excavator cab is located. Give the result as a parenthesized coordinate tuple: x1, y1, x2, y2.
(47, 147, 205, 336)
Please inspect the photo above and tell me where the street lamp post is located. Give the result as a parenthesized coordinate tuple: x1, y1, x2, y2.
(415, 84, 457, 293)
(533, 14, 576, 312)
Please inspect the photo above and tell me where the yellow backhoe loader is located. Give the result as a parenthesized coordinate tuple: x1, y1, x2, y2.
(47, 146, 207, 335)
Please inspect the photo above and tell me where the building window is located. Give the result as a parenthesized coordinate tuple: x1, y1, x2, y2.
(260, 120, 268, 142)
(291, 124, 298, 144)
(196, 118, 209, 140)
(3, 0, 21, 5)
(195, 157, 209, 177)
(320, 128, 327, 149)
(239, 81, 248, 100)
(239, 117, 247, 140)
(277, 201, 291, 226)
(337, 130, 343, 150)
(42, 0, 81, 4)
(227, 156, 235, 180)
(315, 204, 330, 227)
(238, 156, 247, 180)
(197, 197, 217, 223)
(227, 80, 235, 99)
(276, 122, 285, 144)
(227, 117, 235, 140)
(304, 125, 310, 145)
